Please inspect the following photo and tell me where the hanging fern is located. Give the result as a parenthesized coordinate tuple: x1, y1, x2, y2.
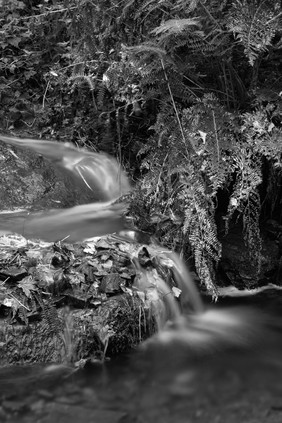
(130, 81, 282, 294)
(132, 97, 229, 295)
(179, 168, 221, 296)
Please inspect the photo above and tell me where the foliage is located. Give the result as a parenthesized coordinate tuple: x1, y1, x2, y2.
(130, 94, 282, 294)
(227, 0, 281, 66)
(0, 0, 147, 159)
(1, 0, 282, 294)
(121, 0, 282, 295)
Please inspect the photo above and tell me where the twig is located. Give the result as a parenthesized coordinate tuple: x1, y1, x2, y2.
(42, 80, 50, 109)
(22, 119, 36, 128)
(15, 6, 78, 21)
(9, 293, 30, 311)
(160, 58, 196, 156)
(212, 109, 221, 196)
(0, 277, 10, 285)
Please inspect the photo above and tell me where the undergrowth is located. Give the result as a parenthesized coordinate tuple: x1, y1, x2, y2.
(1, 0, 282, 295)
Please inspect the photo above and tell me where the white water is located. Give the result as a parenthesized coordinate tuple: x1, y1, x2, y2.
(0, 134, 271, 353)
(130, 241, 270, 352)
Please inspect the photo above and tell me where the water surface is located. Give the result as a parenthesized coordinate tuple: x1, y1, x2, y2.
(1, 299, 282, 423)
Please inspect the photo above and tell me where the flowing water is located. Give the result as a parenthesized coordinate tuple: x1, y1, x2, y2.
(1, 268, 282, 423)
(1, 299, 282, 423)
(1, 228, 282, 423)
(0, 136, 282, 422)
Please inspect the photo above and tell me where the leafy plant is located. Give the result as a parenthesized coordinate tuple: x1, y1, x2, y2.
(227, 0, 281, 66)
(118, 0, 282, 295)
(1, 0, 282, 296)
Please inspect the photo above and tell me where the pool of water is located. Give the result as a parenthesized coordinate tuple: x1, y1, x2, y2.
(1, 299, 282, 423)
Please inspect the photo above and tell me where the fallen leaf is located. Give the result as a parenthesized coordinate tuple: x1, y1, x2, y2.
(17, 276, 37, 298)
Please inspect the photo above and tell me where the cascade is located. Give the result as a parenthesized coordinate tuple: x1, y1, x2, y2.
(0, 135, 266, 352)
(132, 243, 264, 351)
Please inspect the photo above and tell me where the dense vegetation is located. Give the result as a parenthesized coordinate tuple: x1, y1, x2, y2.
(1, 0, 282, 296)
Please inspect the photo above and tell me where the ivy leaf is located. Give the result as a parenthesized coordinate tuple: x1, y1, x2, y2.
(17, 276, 37, 298)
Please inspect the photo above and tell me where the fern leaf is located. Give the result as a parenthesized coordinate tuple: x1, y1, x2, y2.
(150, 18, 202, 36)
(125, 43, 167, 57)
(226, 148, 262, 224)
(173, 0, 199, 13)
(136, 0, 174, 17)
(227, 0, 279, 65)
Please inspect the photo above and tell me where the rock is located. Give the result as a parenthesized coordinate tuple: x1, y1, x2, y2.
(0, 234, 166, 365)
(218, 223, 280, 289)
(0, 140, 97, 212)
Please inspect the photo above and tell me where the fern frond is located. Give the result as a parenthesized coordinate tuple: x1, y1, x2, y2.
(69, 74, 95, 91)
(136, 0, 174, 17)
(168, 34, 218, 56)
(242, 109, 282, 164)
(41, 300, 62, 335)
(151, 18, 202, 36)
(226, 148, 262, 223)
(173, 0, 199, 13)
(227, 0, 280, 65)
(97, 84, 107, 109)
(125, 43, 167, 58)
(175, 167, 221, 295)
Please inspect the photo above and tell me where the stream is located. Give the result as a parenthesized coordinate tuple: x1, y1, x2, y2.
(0, 136, 281, 422)
(1, 292, 282, 423)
